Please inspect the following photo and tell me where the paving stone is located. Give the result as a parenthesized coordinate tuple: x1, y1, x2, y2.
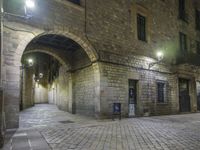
(2, 104, 200, 150)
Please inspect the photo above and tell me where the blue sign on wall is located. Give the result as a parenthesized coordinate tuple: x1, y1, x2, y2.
(113, 103, 121, 113)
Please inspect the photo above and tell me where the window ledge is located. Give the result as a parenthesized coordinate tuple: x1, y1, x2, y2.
(178, 17, 189, 24)
(138, 39, 148, 43)
(196, 28, 200, 31)
(156, 102, 168, 105)
(54, 0, 84, 12)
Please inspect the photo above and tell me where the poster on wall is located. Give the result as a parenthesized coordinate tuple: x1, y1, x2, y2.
(129, 104, 135, 117)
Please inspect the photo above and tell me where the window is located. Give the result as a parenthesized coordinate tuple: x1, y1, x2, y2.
(68, 0, 80, 5)
(179, 32, 187, 54)
(197, 41, 200, 55)
(196, 10, 200, 30)
(157, 82, 165, 103)
(179, 0, 187, 21)
(137, 14, 146, 41)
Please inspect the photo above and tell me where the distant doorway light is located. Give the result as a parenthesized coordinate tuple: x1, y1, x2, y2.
(39, 73, 43, 78)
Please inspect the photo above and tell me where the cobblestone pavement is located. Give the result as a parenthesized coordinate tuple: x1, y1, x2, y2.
(2, 104, 200, 150)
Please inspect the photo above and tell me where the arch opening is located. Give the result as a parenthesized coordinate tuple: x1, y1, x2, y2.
(20, 34, 98, 117)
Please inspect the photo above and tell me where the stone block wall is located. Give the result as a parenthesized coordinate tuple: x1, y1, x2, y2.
(53, 66, 72, 112)
(73, 65, 95, 115)
(97, 48, 178, 116)
(86, 0, 200, 62)
(4, 0, 85, 33)
(51, 51, 95, 115)
(99, 59, 178, 117)
(2, 0, 200, 131)
(22, 69, 34, 109)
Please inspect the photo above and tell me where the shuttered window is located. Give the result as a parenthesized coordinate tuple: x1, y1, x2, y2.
(68, 0, 80, 5)
(157, 82, 165, 103)
(137, 14, 146, 41)
(179, 0, 186, 21)
(179, 32, 187, 54)
(197, 41, 200, 55)
(196, 10, 200, 30)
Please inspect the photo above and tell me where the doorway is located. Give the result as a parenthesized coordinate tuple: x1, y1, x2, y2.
(179, 78, 190, 112)
(128, 80, 137, 117)
(196, 81, 200, 111)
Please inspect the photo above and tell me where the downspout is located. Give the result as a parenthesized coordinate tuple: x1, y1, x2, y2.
(1, 0, 3, 86)
(0, 0, 5, 148)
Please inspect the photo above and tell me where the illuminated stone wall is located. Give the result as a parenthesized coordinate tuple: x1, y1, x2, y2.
(2, 0, 200, 131)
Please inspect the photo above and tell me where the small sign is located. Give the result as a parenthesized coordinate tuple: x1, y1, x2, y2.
(113, 103, 121, 113)
(112, 103, 121, 120)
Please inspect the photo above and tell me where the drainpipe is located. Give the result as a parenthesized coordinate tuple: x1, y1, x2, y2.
(0, 0, 5, 148)
(0, 0, 3, 87)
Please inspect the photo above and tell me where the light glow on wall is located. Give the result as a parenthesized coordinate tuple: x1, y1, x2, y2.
(156, 51, 164, 61)
(25, 0, 35, 9)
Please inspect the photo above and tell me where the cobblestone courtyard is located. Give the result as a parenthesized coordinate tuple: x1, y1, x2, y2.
(2, 104, 200, 150)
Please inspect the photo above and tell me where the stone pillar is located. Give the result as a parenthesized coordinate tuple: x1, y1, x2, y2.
(0, 88, 5, 148)
(23, 68, 34, 109)
(68, 73, 74, 113)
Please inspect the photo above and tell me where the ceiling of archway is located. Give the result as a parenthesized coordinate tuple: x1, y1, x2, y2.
(32, 34, 82, 52)
(24, 34, 92, 70)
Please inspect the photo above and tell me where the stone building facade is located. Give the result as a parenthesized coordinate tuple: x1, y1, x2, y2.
(1, 0, 200, 146)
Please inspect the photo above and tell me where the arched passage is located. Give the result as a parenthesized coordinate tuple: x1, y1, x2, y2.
(14, 30, 99, 67)
(20, 33, 100, 116)
(4, 29, 101, 129)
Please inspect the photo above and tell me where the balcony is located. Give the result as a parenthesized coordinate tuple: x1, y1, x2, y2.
(68, 0, 80, 5)
(176, 52, 200, 66)
(179, 11, 189, 23)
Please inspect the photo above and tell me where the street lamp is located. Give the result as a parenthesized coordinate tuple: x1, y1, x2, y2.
(148, 51, 164, 69)
(27, 58, 33, 66)
(39, 73, 43, 78)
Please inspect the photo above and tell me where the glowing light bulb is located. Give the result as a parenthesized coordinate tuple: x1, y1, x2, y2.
(25, 0, 35, 8)
(156, 51, 164, 61)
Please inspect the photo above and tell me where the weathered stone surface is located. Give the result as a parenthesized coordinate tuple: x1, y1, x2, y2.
(1, 0, 200, 137)
(3, 104, 200, 150)
(0, 88, 5, 148)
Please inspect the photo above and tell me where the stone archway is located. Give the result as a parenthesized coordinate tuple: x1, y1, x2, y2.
(4, 28, 101, 129)
(14, 30, 99, 67)
(23, 48, 70, 69)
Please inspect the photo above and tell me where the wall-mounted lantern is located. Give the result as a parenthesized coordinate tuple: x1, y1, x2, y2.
(148, 51, 164, 69)
(156, 51, 164, 61)
(24, 0, 35, 18)
(20, 58, 34, 70)
(39, 73, 43, 78)
(27, 58, 33, 67)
